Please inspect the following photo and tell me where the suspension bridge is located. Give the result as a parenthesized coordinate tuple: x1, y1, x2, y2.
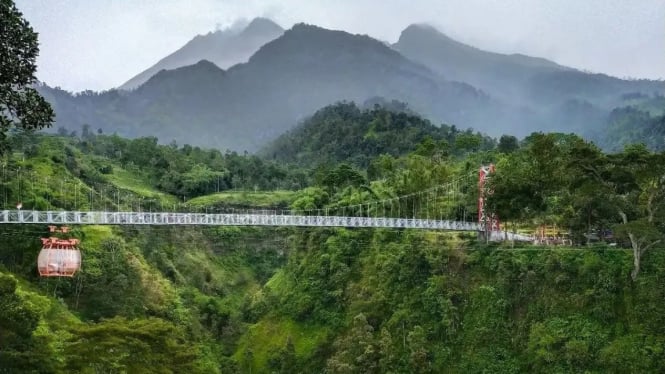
(0, 164, 530, 240)
(0, 210, 481, 230)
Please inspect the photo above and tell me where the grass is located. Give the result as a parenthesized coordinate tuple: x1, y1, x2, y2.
(185, 190, 297, 210)
(264, 269, 288, 294)
(105, 166, 178, 205)
(178, 249, 260, 308)
(79, 225, 114, 250)
(9, 271, 82, 350)
(233, 317, 330, 371)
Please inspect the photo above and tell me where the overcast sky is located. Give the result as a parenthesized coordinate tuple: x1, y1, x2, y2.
(15, 0, 665, 92)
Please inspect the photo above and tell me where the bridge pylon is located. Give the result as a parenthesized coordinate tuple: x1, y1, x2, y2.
(478, 164, 501, 236)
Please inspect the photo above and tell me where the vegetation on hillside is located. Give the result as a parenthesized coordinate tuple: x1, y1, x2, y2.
(261, 102, 495, 168)
(2, 120, 665, 372)
(2, 4, 665, 371)
(56, 129, 309, 199)
(598, 101, 665, 152)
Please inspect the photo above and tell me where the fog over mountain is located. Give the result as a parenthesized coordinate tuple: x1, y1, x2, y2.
(17, 0, 665, 92)
(119, 18, 283, 90)
(38, 22, 665, 152)
(393, 23, 664, 136)
(394, 24, 569, 100)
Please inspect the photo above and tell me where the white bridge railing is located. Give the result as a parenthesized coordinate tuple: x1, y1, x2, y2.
(0, 210, 481, 231)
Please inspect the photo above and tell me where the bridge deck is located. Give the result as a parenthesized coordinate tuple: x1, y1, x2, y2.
(0, 210, 482, 231)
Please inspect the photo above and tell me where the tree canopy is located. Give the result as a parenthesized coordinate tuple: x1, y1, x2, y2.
(0, 0, 54, 154)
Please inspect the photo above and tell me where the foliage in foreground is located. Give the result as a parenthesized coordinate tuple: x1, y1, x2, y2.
(0, 0, 54, 154)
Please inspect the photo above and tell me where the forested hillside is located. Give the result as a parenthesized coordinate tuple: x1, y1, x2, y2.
(592, 94, 665, 152)
(3, 2, 665, 372)
(2, 123, 665, 372)
(260, 102, 495, 168)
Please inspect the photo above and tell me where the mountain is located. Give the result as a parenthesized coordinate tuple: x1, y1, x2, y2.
(40, 23, 664, 152)
(260, 102, 446, 167)
(394, 24, 665, 134)
(42, 24, 504, 151)
(118, 17, 283, 90)
(394, 24, 569, 99)
(394, 24, 663, 104)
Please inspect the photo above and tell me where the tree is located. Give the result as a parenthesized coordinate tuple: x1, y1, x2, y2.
(407, 326, 431, 373)
(0, 273, 56, 372)
(568, 143, 665, 280)
(291, 187, 329, 213)
(378, 328, 398, 373)
(319, 163, 366, 192)
(610, 146, 665, 280)
(268, 336, 297, 374)
(454, 132, 482, 154)
(497, 135, 519, 154)
(326, 313, 379, 373)
(0, 0, 54, 154)
(563, 140, 617, 242)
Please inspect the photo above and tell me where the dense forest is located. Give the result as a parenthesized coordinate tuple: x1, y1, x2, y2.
(599, 106, 665, 152)
(260, 102, 495, 168)
(3, 1, 665, 372)
(2, 117, 665, 372)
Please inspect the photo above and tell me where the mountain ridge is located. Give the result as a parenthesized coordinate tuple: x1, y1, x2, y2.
(118, 17, 283, 90)
(40, 22, 664, 152)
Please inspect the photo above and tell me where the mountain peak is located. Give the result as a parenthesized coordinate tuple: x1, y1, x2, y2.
(118, 18, 283, 90)
(402, 23, 443, 35)
(248, 23, 404, 66)
(398, 23, 469, 49)
(394, 22, 570, 101)
(190, 59, 223, 71)
(243, 17, 283, 35)
(143, 59, 225, 85)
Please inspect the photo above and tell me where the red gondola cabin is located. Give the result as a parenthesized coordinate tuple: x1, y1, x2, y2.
(37, 235, 81, 277)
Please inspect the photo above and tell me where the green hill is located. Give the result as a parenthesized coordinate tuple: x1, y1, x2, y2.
(260, 102, 496, 168)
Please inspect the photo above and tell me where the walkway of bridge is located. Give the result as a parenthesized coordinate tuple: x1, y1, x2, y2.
(0, 210, 534, 240)
(0, 210, 482, 231)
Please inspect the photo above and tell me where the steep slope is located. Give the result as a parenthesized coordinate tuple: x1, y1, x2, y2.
(3, 130, 665, 372)
(0, 134, 291, 372)
(394, 23, 665, 135)
(119, 17, 283, 90)
(394, 23, 569, 99)
(42, 24, 504, 151)
(394, 23, 663, 105)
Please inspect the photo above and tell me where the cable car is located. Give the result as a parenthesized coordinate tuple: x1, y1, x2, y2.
(37, 226, 81, 277)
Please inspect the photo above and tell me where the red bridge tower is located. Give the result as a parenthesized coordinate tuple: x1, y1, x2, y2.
(478, 164, 501, 232)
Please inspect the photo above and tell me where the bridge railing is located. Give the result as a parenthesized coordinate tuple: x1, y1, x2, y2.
(0, 210, 482, 231)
